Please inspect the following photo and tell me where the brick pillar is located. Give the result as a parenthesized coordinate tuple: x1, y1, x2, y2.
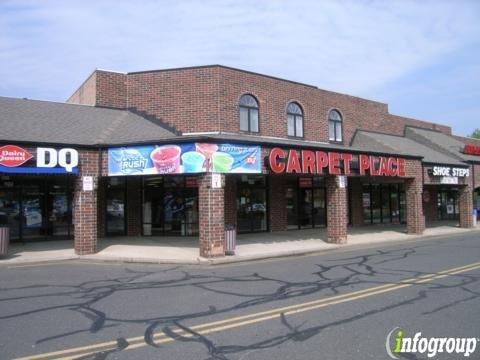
(269, 175, 287, 231)
(74, 150, 99, 255)
(349, 177, 364, 227)
(405, 178, 425, 234)
(459, 184, 473, 228)
(126, 177, 142, 236)
(224, 175, 237, 227)
(198, 173, 225, 257)
(326, 176, 348, 244)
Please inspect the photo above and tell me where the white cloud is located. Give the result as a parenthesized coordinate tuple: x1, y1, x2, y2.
(0, 0, 479, 103)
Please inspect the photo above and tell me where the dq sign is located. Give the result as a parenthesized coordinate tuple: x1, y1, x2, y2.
(0, 145, 79, 174)
(268, 148, 407, 177)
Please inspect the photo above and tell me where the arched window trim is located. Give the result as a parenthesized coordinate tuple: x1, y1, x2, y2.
(328, 109, 343, 143)
(239, 94, 259, 133)
(287, 101, 304, 138)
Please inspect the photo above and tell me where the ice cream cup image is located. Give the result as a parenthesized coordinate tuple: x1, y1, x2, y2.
(150, 145, 182, 174)
(195, 143, 218, 159)
(212, 152, 234, 173)
(181, 151, 205, 173)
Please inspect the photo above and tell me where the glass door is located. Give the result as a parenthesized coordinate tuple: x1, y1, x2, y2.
(47, 180, 72, 238)
(299, 188, 313, 229)
(236, 176, 268, 233)
(313, 188, 326, 227)
(0, 189, 20, 240)
(106, 178, 126, 235)
(163, 190, 185, 236)
(286, 180, 298, 230)
(22, 184, 45, 240)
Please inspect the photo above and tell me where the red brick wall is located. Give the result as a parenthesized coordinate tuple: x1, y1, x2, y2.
(74, 150, 100, 255)
(67, 72, 96, 105)
(126, 67, 220, 133)
(326, 176, 348, 243)
(269, 175, 287, 231)
(404, 159, 425, 234)
(68, 66, 452, 143)
(198, 173, 225, 257)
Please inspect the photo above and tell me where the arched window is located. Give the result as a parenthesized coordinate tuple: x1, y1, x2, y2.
(239, 94, 259, 132)
(287, 102, 303, 137)
(328, 110, 342, 142)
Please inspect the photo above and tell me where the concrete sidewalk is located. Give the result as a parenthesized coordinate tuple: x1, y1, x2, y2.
(1, 222, 479, 266)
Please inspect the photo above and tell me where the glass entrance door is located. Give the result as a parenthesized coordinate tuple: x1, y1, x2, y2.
(437, 190, 459, 220)
(237, 176, 268, 233)
(285, 177, 326, 230)
(0, 190, 20, 240)
(313, 188, 326, 227)
(299, 188, 313, 229)
(22, 183, 44, 240)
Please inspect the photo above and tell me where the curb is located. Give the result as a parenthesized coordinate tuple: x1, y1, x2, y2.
(1, 227, 479, 267)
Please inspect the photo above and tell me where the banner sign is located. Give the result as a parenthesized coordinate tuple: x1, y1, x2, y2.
(463, 144, 480, 156)
(267, 148, 407, 177)
(431, 166, 469, 177)
(108, 143, 261, 176)
(0, 145, 79, 174)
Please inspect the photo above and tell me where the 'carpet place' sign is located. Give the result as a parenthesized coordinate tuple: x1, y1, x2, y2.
(268, 148, 407, 177)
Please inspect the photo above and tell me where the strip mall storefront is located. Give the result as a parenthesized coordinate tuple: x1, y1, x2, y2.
(0, 141, 476, 258)
(0, 145, 78, 242)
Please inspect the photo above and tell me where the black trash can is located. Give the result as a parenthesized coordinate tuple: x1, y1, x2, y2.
(225, 224, 236, 256)
(0, 214, 10, 257)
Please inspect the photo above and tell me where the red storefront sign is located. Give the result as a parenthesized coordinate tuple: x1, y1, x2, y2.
(464, 144, 480, 156)
(268, 148, 406, 177)
(0, 145, 33, 167)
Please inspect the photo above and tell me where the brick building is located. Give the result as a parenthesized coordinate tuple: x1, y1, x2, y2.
(1, 65, 479, 256)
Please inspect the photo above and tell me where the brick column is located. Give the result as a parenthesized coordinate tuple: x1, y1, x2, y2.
(349, 177, 364, 227)
(326, 176, 348, 244)
(74, 150, 100, 255)
(405, 178, 425, 234)
(269, 175, 287, 231)
(198, 173, 225, 257)
(459, 184, 473, 228)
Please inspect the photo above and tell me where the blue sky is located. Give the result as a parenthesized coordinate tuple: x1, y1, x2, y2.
(0, 0, 479, 136)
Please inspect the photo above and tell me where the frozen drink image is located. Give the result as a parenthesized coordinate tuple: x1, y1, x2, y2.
(181, 151, 205, 173)
(195, 143, 218, 171)
(212, 152, 234, 173)
(150, 145, 181, 174)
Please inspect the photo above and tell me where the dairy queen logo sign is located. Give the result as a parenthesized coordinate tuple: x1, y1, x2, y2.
(0, 145, 33, 167)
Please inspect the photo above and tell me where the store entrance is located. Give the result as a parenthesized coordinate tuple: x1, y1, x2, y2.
(361, 183, 406, 225)
(0, 176, 74, 242)
(142, 176, 199, 236)
(286, 177, 326, 230)
(437, 189, 459, 220)
(236, 175, 268, 233)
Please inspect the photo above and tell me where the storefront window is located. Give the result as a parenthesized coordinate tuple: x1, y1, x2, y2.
(285, 177, 326, 230)
(106, 177, 126, 235)
(362, 183, 405, 225)
(143, 176, 198, 236)
(236, 175, 268, 233)
(0, 176, 73, 241)
(437, 189, 459, 220)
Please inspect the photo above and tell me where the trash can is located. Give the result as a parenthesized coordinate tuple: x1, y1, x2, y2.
(0, 214, 10, 257)
(225, 224, 236, 256)
(473, 209, 478, 227)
